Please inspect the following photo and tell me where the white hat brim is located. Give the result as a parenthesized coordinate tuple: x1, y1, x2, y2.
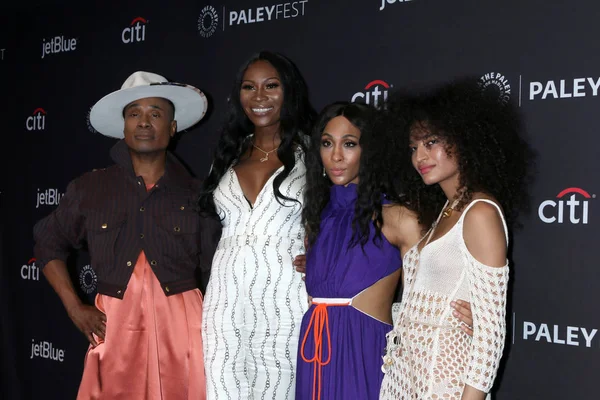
(90, 84, 208, 138)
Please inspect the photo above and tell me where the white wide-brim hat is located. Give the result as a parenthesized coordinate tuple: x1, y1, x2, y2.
(90, 71, 208, 138)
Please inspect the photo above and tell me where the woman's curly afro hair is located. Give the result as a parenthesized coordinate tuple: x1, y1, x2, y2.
(360, 76, 536, 230)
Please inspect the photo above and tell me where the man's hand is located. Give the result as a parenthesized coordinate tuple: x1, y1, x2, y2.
(67, 304, 107, 347)
(42, 260, 107, 346)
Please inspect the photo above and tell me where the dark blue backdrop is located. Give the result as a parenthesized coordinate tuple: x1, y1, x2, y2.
(2, 1, 599, 398)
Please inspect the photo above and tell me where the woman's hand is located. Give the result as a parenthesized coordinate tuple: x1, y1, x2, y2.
(451, 300, 473, 337)
(294, 254, 306, 280)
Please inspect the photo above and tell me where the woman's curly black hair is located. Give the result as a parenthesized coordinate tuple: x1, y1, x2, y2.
(198, 50, 317, 215)
(362, 76, 536, 230)
(303, 101, 386, 248)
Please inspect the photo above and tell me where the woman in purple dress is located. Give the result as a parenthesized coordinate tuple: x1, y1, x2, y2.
(294, 102, 421, 400)
(294, 101, 475, 400)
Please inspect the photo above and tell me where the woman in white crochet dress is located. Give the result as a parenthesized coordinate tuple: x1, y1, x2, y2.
(373, 78, 534, 400)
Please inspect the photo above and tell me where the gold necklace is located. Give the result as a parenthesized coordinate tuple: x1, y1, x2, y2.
(252, 142, 279, 162)
(441, 198, 461, 218)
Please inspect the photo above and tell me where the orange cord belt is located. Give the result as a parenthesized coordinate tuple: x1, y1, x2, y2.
(300, 299, 351, 400)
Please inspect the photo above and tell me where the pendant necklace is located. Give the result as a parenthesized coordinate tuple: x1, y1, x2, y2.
(441, 197, 461, 219)
(253, 142, 279, 162)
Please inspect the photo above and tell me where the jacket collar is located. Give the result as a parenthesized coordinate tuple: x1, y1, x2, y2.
(109, 139, 193, 189)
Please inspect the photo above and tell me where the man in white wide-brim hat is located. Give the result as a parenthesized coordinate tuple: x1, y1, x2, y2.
(33, 71, 221, 399)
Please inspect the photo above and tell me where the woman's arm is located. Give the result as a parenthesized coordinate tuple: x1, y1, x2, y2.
(461, 385, 487, 400)
(380, 204, 421, 257)
(461, 201, 509, 400)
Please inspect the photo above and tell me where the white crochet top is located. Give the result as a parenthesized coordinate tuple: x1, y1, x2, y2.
(380, 199, 509, 400)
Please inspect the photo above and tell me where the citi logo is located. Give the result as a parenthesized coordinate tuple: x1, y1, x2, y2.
(26, 108, 46, 131)
(351, 80, 391, 107)
(380, 0, 413, 11)
(36, 188, 65, 208)
(41, 35, 77, 59)
(22, 258, 40, 281)
(30, 339, 65, 362)
(538, 187, 595, 224)
(122, 17, 147, 44)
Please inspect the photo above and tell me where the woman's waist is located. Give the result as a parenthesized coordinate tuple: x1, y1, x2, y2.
(304, 297, 394, 327)
(217, 233, 304, 250)
(301, 299, 390, 342)
(207, 265, 305, 286)
(398, 290, 464, 328)
(307, 272, 397, 297)
(396, 317, 467, 332)
(386, 322, 471, 359)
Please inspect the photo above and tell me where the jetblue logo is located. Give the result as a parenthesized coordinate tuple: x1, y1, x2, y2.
(30, 339, 65, 362)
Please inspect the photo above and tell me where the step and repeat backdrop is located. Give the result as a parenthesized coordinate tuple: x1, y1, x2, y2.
(1, 1, 599, 399)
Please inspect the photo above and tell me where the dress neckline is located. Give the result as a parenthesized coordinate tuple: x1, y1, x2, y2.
(230, 165, 284, 209)
(330, 184, 358, 208)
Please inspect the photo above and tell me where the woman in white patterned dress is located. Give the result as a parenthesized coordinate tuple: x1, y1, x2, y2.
(198, 51, 317, 400)
(372, 78, 534, 399)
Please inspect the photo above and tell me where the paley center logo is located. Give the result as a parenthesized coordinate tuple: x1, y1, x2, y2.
(26, 108, 46, 131)
(36, 187, 65, 208)
(527, 75, 600, 100)
(41, 35, 77, 59)
(122, 17, 148, 44)
(520, 319, 598, 349)
(79, 264, 98, 294)
(22, 258, 40, 281)
(30, 339, 65, 362)
(380, 0, 414, 11)
(198, 1, 308, 38)
(479, 72, 511, 104)
(351, 79, 392, 107)
(198, 5, 219, 38)
(538, 187, 595, 224)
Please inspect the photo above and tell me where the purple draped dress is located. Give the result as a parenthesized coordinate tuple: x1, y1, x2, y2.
(296, 184, 401, 400)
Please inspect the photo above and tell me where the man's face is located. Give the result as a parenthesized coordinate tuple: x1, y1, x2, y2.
(122, 97, 176, 154)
